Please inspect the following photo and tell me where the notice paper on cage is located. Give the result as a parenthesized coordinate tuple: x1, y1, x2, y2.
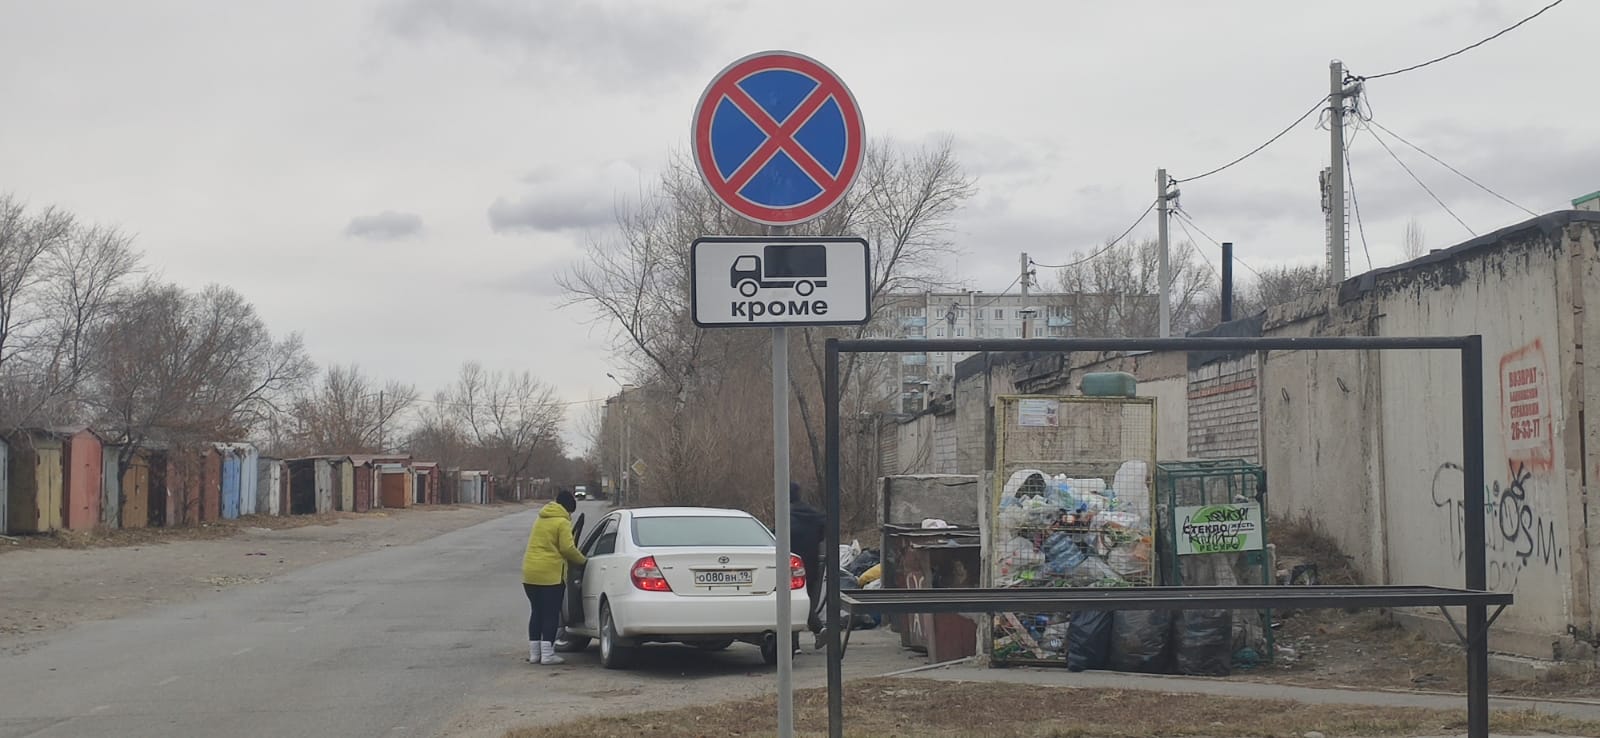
(1016, 398, 1060, 428)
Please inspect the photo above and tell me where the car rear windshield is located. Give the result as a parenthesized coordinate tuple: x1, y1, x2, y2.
(631, 516, 775, 547)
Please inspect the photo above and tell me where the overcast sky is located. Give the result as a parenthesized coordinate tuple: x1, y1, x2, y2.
(2, 0, 1595, 449)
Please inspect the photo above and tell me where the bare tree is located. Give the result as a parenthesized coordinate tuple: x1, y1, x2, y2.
(447, 362, 565, 498)
(1052, 238, 1215, 337)
(793, 138, 976, 497)
(560, 140, 976, 524)
(39, 223, 142, 415)
(84, 281, 314, 498)
(286, 364, 417, 454)
(1403, 218, 1428, 260)
(0, 195, 76, 423)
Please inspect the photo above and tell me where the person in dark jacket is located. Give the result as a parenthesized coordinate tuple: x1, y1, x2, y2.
(789, 482, 826, 634)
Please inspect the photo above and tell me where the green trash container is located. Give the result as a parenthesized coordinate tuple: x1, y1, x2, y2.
(1079, 371, 1137, 397)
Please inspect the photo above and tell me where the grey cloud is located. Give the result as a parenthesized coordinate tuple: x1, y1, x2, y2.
(488, 192, 614, 234)
(490, 160, 642, 233)
(344, 210, 424, 240)
(376, 0, 721, 82)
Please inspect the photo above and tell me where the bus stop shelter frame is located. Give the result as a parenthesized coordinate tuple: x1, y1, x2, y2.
(822, 335, 1509, 738)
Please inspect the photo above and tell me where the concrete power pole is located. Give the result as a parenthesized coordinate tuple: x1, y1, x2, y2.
(1328, 60, 1347, 284)
(1019, 252, 1031, 339)
(1156, 168, 1171, 337)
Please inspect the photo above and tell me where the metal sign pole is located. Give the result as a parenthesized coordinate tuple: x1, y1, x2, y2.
(773, 322, 794, 738)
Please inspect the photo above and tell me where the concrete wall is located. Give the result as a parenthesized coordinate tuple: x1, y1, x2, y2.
(1256, 213, 1600, 657)
(880, 474, 981, 528)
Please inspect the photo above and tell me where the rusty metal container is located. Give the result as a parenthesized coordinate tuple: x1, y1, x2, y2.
(120, 449, 152, 529)
(5, 431, 64, 533)
(58, 427, 105, 530)
(882, 524, 980, 651)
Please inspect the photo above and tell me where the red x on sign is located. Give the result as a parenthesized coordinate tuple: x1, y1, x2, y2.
(692, 51, 865, 226)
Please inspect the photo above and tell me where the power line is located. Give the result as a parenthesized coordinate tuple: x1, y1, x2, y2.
(1174, 95, 1330, 183)
(1172, 209, 1263, 279)
(973, 273, 1024, 309)
(1028, 199, 1157, 270)
(1366, 118, 1538, 218)
(1366, 123, 1475, 236)
(1354, 0, 1568, 81)
(1344, 128, 1374, 272)
(1172, 215, 1219, 279)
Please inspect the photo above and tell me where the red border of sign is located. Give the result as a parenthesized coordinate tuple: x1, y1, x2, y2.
(692, 51, 865, 227)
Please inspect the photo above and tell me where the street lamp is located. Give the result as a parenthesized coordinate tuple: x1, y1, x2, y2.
(606, 373, 632, 507)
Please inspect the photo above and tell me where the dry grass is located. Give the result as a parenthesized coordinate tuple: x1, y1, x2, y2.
(1270, 514, 1363, 586)
(0, 511, 360, 555)
(502, 678, 1600, 738)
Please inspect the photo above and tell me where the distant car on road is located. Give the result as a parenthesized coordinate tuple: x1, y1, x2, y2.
(573, 486, 588, 500)
(555, 507, 810, 669)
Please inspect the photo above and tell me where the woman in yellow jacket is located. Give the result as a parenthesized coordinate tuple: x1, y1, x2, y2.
(523, 489, 586, 665)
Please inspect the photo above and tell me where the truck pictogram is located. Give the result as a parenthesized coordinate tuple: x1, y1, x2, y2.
(730, 244, 829, 297)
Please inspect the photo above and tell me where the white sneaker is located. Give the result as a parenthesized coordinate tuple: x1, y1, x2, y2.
(540, 641, 565, 665)
(528, 641, 541, 664)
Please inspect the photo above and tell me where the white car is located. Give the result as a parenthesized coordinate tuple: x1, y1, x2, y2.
(555, 506, 811, 669)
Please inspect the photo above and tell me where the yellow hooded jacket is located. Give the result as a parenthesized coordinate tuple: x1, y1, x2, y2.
(522, 501, 587, 586)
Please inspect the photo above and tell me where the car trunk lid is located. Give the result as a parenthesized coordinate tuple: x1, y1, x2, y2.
(645, 548, 782, 596)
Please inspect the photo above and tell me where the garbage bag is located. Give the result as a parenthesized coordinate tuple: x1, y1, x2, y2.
(1042, 532, 1087, 574)
(847, 549, 880, 577)
(857, 563, 883, 586)
(998, 504, 1029, 535)
(1066, 610, 1114, 672)
(1061, 555, 1123, 586)
(840, 540, 862, 570)
(1175, 609, 1233, 676)
(998, 537, 1045, 584)
(1112, 460, 1151, 520)
(1109, 609, 1172, 673)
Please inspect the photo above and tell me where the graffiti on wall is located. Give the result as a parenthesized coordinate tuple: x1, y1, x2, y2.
(1430, 461, 1565, 591)
(1500, 340, 1554, 473)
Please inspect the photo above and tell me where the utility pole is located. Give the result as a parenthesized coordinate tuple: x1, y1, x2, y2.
(377, 390, 385, 453)
(1326, 61, 1361, 284)
(1019, 252, 1031, 339)
(1156, 168, 1171, 337)
(1328, 60, 1347, 284)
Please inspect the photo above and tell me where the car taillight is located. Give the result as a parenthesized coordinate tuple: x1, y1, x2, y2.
(631, 556, 672, 592)
(789, 553, 806, 591)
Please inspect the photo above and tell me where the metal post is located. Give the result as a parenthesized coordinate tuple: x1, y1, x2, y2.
(1156, 168, 1171, 337)
(1329, 60, 1347, 284)
(824, 338, 843, 738)
(773, 324, 794, 738)
(1221, 242, 1234, 323)
(617, 396, 625, 506)
(1461, 335, 1488, 738)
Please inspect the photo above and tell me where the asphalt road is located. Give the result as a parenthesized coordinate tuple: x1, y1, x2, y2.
(0, 500, 611, 738)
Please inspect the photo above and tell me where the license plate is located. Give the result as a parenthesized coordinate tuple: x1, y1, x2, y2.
(693, 569, 754, 586)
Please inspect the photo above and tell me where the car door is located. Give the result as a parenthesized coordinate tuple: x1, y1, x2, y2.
(581, 515, 622, 627)
(563, 514, 597, 631)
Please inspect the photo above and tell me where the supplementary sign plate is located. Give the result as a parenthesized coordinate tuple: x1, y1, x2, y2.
(691, 236, 870, 327)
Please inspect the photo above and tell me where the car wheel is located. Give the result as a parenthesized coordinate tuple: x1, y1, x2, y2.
(760, 633, 780, 666)
(554, 627, 590, 653)
(599, 603, 634, 670)
(738, 280, 759, 297)
(695, 639, 735, 652)
(795, 280, 814, 296)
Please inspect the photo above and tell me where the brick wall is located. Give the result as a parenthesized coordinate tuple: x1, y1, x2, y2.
(1186, 354, 1261, 462)
(932, 412, 957, 474)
